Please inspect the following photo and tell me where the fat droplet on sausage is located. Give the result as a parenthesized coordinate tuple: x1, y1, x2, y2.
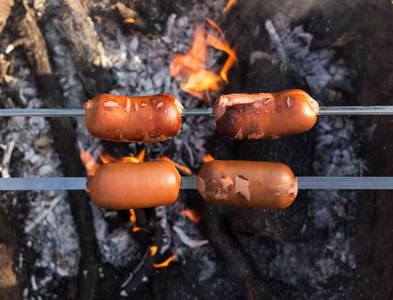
(157, 102, 164, 109)
(104, 100, 120, 107)
(248, 131, 264, 139)
(235, 175, 250, 201)
(126, 98, 131, 113)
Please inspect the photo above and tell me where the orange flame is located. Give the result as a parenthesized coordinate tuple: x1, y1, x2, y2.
(181, 209, 201, 223)
(80, 150, 100, 175)
(123, 18, 136, 24)
(170, 20, 236, 104)
(98, 148, 145, 164)
(150, 246, 158, 256)
(155, 156, 192, 175)
(153, 253, 178, 268)
(135, 148, 146, 162)
(224, 0, 237, 14)
(202, 154, 215, 162)
(170, 25, 207, 82)
(129, 209, 147, 232)
(205, 18, 237, 84)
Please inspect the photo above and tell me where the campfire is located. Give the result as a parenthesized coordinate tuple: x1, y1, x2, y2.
(1, 0, 393, 299)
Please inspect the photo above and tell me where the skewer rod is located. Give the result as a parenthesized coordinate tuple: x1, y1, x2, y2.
(297, 177, 393, 190)
(0, 176, 392, 191)
(1, 106, 393, 117)
(318, 106, 393, 115)
(0, 109, 86, 117)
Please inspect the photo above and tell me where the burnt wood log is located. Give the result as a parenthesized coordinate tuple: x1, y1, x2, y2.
(10, 2, 105, 298)
(40, 0, 113, 98)
(213, 52, 312, 241)
(200, 203, 274, 299)
(360, 0, 393, 298)
(0, 206, 21, 300)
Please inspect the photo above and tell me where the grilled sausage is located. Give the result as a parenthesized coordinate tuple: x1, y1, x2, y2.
(88, 161, 181, 209)
(196, 160, 298, 209)
(213, 89, 319, 140)
(83, 94, 183, 143)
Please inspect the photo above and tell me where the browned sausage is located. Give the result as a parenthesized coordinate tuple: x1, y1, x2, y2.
(83, 94, 183, 143)
(88, 161, 181, 209)
(213, 89, 319, 140)
(196, 160, 298, 209)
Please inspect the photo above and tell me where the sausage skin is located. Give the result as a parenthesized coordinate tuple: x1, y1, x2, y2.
(196, 160, 298, 209)
(88, 161, 181, 209)
(213, 89, 319, 140)
(83, 94, 183, 143)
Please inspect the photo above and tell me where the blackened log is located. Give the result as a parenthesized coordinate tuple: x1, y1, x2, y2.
(0, 206, 22, 300)
(214, 53, 312, 241)
(10, 2, 104, 299)
(200, 202, 274, 299)
(41, 0, 113, 98)
(360, 0, 393, 298)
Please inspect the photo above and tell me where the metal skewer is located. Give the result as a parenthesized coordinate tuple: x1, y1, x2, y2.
(0, 176, 392, 191)
(1, 106, 393, 117)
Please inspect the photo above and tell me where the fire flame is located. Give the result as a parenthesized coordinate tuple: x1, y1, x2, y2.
(98, 148, 145, 164)
(155, 156, 192, 175)
(181, 209, 201, 223)
(150, 246, 158, 256)
(80, 150, 100, 175)
(150, 246, 177, 268)
(153, 253, 178, 268)
(170, 20, 237, 104)
(224, 0, 237, 14)
(202, 153, 215, 162)
(129, 209, 148, 232)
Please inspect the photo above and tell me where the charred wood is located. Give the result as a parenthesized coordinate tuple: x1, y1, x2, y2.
(9, 2, 105, 298)
(218, 52, 312, 242)
(0, 206, 21, 300)
(40, 0, 113, 98)
(201, 202, 273, 299)
(361, 0, 393, 298)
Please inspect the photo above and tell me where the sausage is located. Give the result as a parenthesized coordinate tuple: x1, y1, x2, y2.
(87, 161, 181, 209)
(212, 89, 319, 140)
(83, 94, 183, 143)
(196, 160, 298, 209)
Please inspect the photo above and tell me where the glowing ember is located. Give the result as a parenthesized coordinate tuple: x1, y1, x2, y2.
(170, 20, 237, 104)
(224, 0, 237, 14)
(129, 209, 147, 232)
(150, 246, 158, 256)
(153, 253, 178, 268)
(80, 150, 100, 175)
(181, 209, 201, 223)
(123, 18, 136, 24)
(155, 156, 192, 175)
